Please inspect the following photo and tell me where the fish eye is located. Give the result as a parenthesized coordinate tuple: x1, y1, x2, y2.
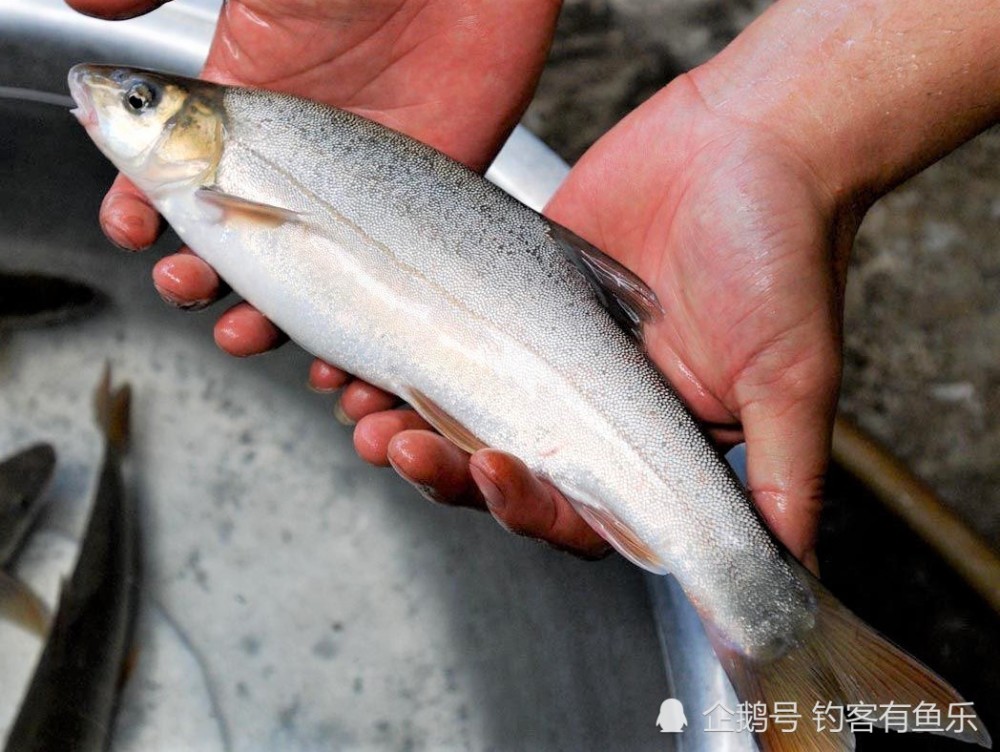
(124, 81, 157, 113)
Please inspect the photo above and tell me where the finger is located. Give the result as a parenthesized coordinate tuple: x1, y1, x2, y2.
(353, 411, 434, 466)
(336, 381, 398, 424)
(386, 430, 482, 508)
(99, 175, 163, 251)
(213, 302, 287, 356)
(469, 450, 610, 559)
(153, 250, 224, 310)
(739, 363, 839, 573)
(66, 0, 169, 21)
(308, 359, 351, 393)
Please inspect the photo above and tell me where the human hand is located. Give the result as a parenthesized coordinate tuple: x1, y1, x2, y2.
(73, 0, 1000, 567)
(545, 78, 856, 567)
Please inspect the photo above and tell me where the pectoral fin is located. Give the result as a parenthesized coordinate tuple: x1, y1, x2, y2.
(546, 219, 664, 339)
(403, 388, 487, 455)
(196, 187, 302, 227)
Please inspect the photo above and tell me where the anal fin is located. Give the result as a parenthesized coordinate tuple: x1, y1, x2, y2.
(404, 388, 487, 455)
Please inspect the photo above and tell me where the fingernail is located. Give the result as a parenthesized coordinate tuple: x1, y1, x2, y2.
(103, 197, 156, 251)
(308, 382, 340, 394)
(158, 290, 212, 311)
(387, 455, 440, 503)
(469, 463, 504, 512)
(333, 400, 355, 426)
(106, 229, 142, 252)
(105, 215, 144, 251)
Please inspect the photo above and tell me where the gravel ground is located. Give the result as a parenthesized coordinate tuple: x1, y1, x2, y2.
(525, 0, 1000, 549)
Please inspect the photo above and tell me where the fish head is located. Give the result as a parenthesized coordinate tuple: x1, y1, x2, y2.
(68, 64, 224, 192)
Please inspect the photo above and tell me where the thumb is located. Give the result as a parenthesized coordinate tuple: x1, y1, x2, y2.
(736, 352, 841, 572)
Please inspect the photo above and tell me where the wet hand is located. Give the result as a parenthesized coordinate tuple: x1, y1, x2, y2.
(73, 0, 1000, 571)
(69, 2, 854, 565)
(543, 75, 860, 566)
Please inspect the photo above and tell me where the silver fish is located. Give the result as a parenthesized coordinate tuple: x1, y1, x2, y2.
(69, 64, 989, 751)
(4, 368, 138, 752)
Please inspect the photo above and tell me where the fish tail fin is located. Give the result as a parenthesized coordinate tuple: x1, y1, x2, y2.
(94, 362, 131, 452)
(708, 563, 991, 751)
(0, 569, 50, 636)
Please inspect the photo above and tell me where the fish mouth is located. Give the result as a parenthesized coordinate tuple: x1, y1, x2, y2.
(67, 64, 99, 127)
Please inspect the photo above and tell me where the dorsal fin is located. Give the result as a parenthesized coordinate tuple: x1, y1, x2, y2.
(545, 220, 663, 339)
(93, 362, 131, 452)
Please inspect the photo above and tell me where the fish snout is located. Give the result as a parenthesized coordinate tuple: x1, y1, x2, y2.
(67, 64, 99, 127)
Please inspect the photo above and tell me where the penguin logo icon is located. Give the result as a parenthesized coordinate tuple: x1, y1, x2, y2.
(656, 699, 687, 733)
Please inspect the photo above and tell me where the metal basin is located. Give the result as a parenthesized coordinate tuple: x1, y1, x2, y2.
(0, 2, 741, 749)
